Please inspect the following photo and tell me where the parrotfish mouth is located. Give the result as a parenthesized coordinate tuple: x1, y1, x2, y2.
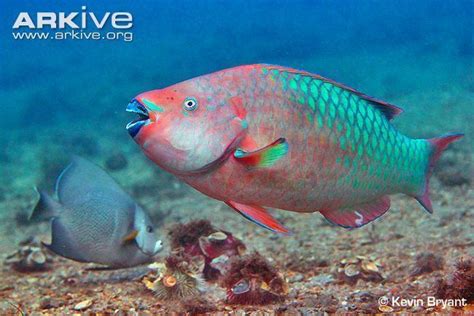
(126, 99, 150, 138)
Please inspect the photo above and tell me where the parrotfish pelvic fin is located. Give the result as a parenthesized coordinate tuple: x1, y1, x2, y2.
(225, 201, 291, 234)
(415, 133, 464, 213)
(320, 196, 391, 229)
(234, 138, 289, 168)
(30, 188, 62, 222)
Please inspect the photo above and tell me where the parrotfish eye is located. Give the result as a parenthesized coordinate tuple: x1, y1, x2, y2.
(183, 97, 198, 111)
(146, 225, 153, 233)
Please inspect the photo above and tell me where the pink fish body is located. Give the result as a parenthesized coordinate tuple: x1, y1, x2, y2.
(126, 64, 463, 233)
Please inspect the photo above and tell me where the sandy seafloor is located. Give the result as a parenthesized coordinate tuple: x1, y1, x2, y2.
(0, 7, 473, 312)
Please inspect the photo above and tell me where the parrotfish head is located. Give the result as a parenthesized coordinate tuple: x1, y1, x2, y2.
(126, 79, 247, 175)
(134, 205, 162, 256)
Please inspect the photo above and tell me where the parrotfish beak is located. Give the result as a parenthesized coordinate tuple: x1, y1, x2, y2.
(126, 99, 150, 138)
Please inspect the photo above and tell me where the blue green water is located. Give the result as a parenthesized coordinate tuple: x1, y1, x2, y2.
(1, 0, 472, 133)
(0, 1, 472, 312)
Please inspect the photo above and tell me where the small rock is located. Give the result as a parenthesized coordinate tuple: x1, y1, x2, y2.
(308, 273, 334, 286)
(410, 252, 444, 276)
(288, 274, 304, 283)
(378, 305, 393, 312)
(26, 277, 38, 284)
(208, 231, 228, 241)
(344, 264, 360, 277)
(361, 260, 379, 273)
(5, 240, 52, 272)
(105, 152, 128, 171)
(40, 297, 60, 309)
(74, 299, 92, 311)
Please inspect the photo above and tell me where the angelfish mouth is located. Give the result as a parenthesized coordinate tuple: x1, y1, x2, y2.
(126, 99, 150, 138)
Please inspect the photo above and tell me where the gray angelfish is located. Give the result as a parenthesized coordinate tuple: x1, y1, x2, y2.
(31, 156, 163, 268)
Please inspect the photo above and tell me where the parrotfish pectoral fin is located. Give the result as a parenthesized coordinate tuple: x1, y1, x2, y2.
(225, 201, 291, 234)
(415, 133, 464, 213)
(320, 196, 391, 229)
(30, 188, 62, 222)
(234, 138, 288, 168)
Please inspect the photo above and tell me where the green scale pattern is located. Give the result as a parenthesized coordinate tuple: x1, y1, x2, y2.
(261, 66, 430, 195)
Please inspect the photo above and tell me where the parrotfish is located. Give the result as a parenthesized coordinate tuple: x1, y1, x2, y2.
(126, 64, 463, 233)
(31, 156, 163, 267)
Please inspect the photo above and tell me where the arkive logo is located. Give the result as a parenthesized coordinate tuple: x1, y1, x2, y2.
(11, 6, 134, 42)
(12, 6, 133, 29)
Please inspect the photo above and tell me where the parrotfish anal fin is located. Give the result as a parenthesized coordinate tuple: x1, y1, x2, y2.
(234, 138, 288, 168)
(43, 218, 88, 263)
(320, 196, 391, 229)
(226, 201, 291, 234)
(262, 64, 403, 120)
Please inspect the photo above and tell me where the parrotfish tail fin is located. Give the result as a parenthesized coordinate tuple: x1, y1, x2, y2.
(30, 188, 62, 222)
(320, 196, 391, 229)
(416, 133, 464, 213)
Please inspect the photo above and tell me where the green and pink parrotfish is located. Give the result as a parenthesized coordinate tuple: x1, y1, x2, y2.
(126, 64, 463, 234)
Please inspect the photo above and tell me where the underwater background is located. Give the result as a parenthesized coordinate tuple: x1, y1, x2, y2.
(0, 0, 472, 313)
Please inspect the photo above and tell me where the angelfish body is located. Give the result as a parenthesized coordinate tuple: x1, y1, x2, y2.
(126, 64, 463, 232)
(31, 157, 163, 267)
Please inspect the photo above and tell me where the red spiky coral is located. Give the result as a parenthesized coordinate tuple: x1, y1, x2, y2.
(434, 257, 474, 303)
(168, 220, 246, 280)
(221, 252, 287, 305)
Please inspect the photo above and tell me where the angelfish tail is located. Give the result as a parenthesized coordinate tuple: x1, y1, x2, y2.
(415, 133, 464, 213)
(30, 188, 61, 221)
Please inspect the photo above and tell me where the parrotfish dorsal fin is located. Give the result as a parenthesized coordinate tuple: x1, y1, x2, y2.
(226, 201, 291, 234)
(260, 64, 403, 120)
(319, 196, 391, 229)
